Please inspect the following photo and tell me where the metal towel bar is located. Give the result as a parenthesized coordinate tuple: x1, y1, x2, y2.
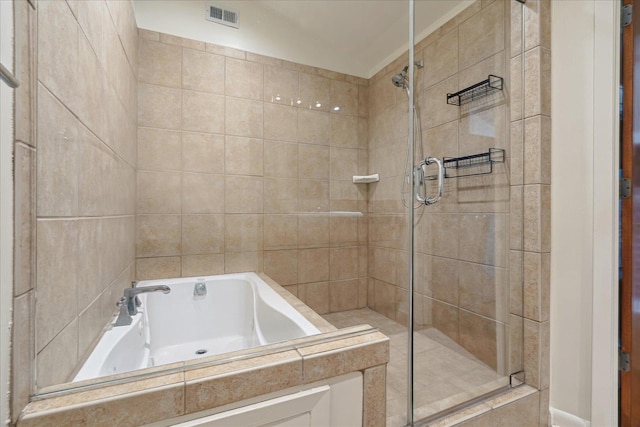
(0, 62, 20, 88)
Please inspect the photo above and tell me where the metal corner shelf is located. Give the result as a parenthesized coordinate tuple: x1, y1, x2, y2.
(443, 148, 505, 178)
(446, 75, 503, 106)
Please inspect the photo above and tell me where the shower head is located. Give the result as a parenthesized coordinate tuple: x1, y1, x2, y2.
(391, 65, 409, 88)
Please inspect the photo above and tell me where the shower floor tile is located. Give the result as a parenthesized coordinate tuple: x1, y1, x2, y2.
(322, 308, 507, 426)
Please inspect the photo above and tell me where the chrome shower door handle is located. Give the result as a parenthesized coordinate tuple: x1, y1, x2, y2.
(415, 157, 444, 205)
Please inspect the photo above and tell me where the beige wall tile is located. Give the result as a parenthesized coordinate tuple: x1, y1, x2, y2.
(138, 83, 182, 129)
(298, 248, 330, 284)
(431, 256, 459, 305)
(264, 250, 298, 286)
(225, 136, 263, 176)
(459, 310, 503, 371)
(14, 144, 35, 297)
(224, 176, 263, 213)
(458, 105, 507, 154)
(523, 252, 550, 322)
(264, 140, 298, 178)
(329, 279, 359, 312)
(523, 184, 550, 253)
(264, 215, 298, 250)
(182, 90, 225, 134)
(224, 251, 264, 273)
(136, 256, 182, 280)
(298, 282, 330, 314)
(423, 27, 458, 88)
(329, 216, 358, 247)
(137, 171, 181, 214)
(182, 48, 225, 94)
(182, 254, 225, 277)
(11, 291, 34, 421)
(225, 97, 264, 138)
(524, 115, 551, 185)
(138, 38, 181, 87)
(298, 109, 330, 145)
(330, 114, 358, 148)
(298, 144, 329, 180)
(299, 73, 330, 112)
(138, 128, 182, 171)
(459, 214, 508, 267)
(136, 214, 182, 257)
(76, 219, 104, 309)
(37, 85, 79, 217)
(182, 132, 225, 174)
(422, 75, 459, 129)
(206, 42, 246, 59)
(524, 47, 551, 118)
(459, 262, 508, 321)
(524, 319, 549, 389)
(264, 65, 299, 104)
(329, 80, 358, 116)
(458, 0, 505, 70)
(182, 173, 224, 214)
(510, 250, 524, 317)
(330, 147, 358, 181)
(298, 179, 329, 213)
(510, 120, 524, 185)
(264, 177, 298, 213)
(36, 320, 78, 388)
(329, 247, 359, 281)
(225, 58, 264, 100)
(224, 214, 263, 252)
(298, 215, 330, 248)
(36, 220, 78, 352)
(182, 214, 224, 255)
(38, 0, 79, 113)
(264, 103, 298, 142)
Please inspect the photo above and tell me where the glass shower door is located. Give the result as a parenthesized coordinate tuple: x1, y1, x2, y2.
(410, 0, 524, 423)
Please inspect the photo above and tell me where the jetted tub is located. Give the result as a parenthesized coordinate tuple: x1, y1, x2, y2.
(74, 273, 321, 382)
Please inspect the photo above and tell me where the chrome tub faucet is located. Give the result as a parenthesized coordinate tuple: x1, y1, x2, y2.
(114, 283, 171, 326)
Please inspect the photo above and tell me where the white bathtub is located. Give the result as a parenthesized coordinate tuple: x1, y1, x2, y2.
(74, 273, 321, 382)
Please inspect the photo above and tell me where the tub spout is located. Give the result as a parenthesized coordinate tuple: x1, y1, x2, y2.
(114, 285, 171, 327)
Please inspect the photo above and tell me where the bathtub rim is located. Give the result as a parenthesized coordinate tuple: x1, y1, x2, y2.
(34, 272, 351, 399)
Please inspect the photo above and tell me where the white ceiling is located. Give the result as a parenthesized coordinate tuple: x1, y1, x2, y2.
(133, 0, 471, 78)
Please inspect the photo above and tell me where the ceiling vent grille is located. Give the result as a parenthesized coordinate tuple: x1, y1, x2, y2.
(206, 3, 239, 28)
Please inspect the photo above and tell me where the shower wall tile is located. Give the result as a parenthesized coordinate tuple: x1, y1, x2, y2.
(523, 184, 550, 253)
(423, 28, 458, 88)
(329, 247, 359, 280)
(458, 0, 505, 70)
(182, 48, 225, 94)
(182, 91, 225, 134)
(11, 290, 34, 419)
(264, 250, 298, 286)
(431, 256, 459, 305)
(422, 75, 459, 129)
(36, 319, 78, 388)
(138, 128, 182, 171)
(137, 171, 181, 214)
(138, 38, 181, 87)
(264, 140, 298, 178)
(458, 105, 507, 154)
(509, 250, 524, 317)
(510, 55, 523, 121)
(224, 251, 264, 273)
(224, 176, 263, 214)
(182, 132, 225, 174)
(298, 248, 330, 284)
(206, 43, 246, 60)
(14, 143, 35, 298)
(299, 73, 330, 112)
(523, 251, 550, 322)
(524, 47, 551, 118)
(330, 80, 358, 116)
(224, 136, 263, 176)
(524, 319, 549, 389)
(330, 114, 359, 148)
(264, 65, 299, 103)
(524, 0, 551, 52)
(459, 262, 509, 322)
(298, 215, 330, 248)
(264, 215, 298, 250)
(264, 103, 298, 142)
(298, 109, 330, 145)
(181, 254, 224, 277)
(329, 279, 360, 312)
(225, 96, 264, 138)
(136, 257, 182, 280)
(36, 219, 78, 353)
(298, 281, 330, 314)
(225, 58, 264, 100)
(224, 215, 264, 252)
(182, 214, 224, 255)
(136, 215, 182, 257)
(524, 115, 551, 185)
(36, 85, 79, 217)
(299, 144, 330, 180)
(182, 173, 225, 214)
(264, 177, 299, 213)
(431, 299, 459, 343)
(138, 83, 182, 129)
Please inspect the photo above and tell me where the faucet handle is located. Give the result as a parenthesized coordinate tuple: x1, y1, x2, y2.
(116, 296, 126, 307)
